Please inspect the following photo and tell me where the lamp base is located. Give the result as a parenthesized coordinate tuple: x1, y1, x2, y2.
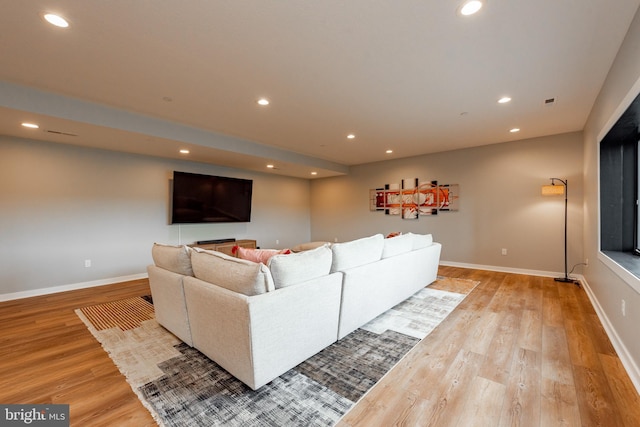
(554, 276, 580, 286)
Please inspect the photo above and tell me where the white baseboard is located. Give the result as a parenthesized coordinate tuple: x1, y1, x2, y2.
(439, 260, 567, 279)
(0, 273, 149, 302)
(440, 260, 640, 395)
(580, 277, 640, 395)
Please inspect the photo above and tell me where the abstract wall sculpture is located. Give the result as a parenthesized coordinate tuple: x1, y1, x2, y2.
(370, 179, 459, 218)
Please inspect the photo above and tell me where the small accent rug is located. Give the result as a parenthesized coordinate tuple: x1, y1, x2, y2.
(75, 277, 478, 427)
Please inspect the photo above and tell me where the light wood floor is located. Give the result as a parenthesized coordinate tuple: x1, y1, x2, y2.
(1, 267, 639, 426)
(340, 267, 640, 427)
(0, 279, 156, 426)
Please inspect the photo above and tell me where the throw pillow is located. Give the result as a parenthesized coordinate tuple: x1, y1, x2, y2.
(330, 234, 384, 273)
(268, 244, 332, 288)
(232, 246, 291, 263)
(382, 233, 414, 258)
(191, 249, 275, 296)
(408, 233, 434, 249)
(151, 243, 194, 276)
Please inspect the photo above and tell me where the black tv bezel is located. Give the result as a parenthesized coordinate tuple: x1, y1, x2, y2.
(170, 171, 253, 224)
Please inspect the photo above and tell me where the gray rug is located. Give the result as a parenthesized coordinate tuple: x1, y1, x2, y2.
(76, 281, 475, 427)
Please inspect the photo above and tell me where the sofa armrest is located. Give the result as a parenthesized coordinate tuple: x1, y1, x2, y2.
(147, 265, 193, 346)
(183, 272, 343, 390)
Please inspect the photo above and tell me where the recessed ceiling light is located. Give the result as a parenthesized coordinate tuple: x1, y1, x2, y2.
(257, 98, 270, 106)
(179, 149, 189, 154)
(43, 13, 69, 28)
(498, 96, 511, 104)
(347, 134, 355, 140)
(311, 171, 318, 176)
(386, 149, 393, 154)
(459, 0, 483, 16)
(21, 122, 39, 129)
(510, 128, 520, 133)
(266, 164, 275, 168)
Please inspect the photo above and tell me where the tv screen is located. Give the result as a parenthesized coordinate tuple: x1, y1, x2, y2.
(171, 171, 253, 224)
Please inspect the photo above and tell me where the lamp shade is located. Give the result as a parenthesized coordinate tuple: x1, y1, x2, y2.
(541, 184, 564, 196)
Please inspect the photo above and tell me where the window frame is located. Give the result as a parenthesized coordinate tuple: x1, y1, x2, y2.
(597, 78, 640, 294)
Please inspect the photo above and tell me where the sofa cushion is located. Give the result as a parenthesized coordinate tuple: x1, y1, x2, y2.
(409, 233, 433, 249)
(330, 234, 384, 273)
(268, 245, 332, 288)
(191, 249, 275, 296)
(233, 246, 291, 263)
(291, 241, 331, 252)
(151, 243, 194, 276)
(382, 233, 414, 258)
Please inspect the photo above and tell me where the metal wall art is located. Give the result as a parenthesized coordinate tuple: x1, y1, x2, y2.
(370, 179, 459, 218)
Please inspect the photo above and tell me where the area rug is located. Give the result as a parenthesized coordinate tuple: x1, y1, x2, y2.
(75, 277, 478, 427)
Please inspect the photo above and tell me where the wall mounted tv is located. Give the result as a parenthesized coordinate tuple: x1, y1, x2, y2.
(171, 171, 253, 224)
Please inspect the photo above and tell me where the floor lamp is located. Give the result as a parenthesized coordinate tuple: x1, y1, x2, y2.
(541, 178, 579, 285)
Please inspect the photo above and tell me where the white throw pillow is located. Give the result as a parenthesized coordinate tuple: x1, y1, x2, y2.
(409, 233, 434, 249)
(151, 243, 194, 276)
(268, 245, 332, 288)
(330, 234, 384, 273)
(382, 233, 414, 258)
(191, 249, 275, 296)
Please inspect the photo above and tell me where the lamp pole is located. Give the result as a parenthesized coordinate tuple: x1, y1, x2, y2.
(549, 178, 576, 284)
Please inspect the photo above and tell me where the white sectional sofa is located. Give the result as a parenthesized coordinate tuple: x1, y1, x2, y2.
(147, 233, 441, 390)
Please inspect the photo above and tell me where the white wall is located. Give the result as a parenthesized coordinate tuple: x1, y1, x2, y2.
(0, 136, 311, 298)
(311, 132, 584, 275)
(582, 7, 640, 386)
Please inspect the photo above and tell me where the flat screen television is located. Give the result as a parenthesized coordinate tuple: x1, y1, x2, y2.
(171, 171, 253, 224)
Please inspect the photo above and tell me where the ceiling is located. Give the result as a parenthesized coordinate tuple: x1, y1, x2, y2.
(1, 1, 639, 179)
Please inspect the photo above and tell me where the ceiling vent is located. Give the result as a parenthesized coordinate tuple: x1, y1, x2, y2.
(45, 129, 78, 137)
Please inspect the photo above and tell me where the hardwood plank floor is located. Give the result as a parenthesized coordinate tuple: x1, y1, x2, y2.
(338, 266, 640, 427)
(0, 279, 156, 427)
(1, 268, 638, 426)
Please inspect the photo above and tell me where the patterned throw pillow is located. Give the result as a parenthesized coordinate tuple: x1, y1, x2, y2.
(232, 246, 291, 264)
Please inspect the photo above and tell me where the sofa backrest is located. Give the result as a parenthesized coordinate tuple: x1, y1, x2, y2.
(408, 233, 433, 249)
(330, 234, 384, 273)
(268, 244, 333, 288)
(191, 249, 275, 296)
(381, 233, 414, 258)
(151, 243, 194, 276)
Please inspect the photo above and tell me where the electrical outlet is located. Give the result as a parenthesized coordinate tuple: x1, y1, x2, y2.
(84, 259, 91, 268)
(501, 248, 507, 256)
(275, 239, 279, 245)
(622, 299, 626, 317)
(334, 237, 338, 243)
